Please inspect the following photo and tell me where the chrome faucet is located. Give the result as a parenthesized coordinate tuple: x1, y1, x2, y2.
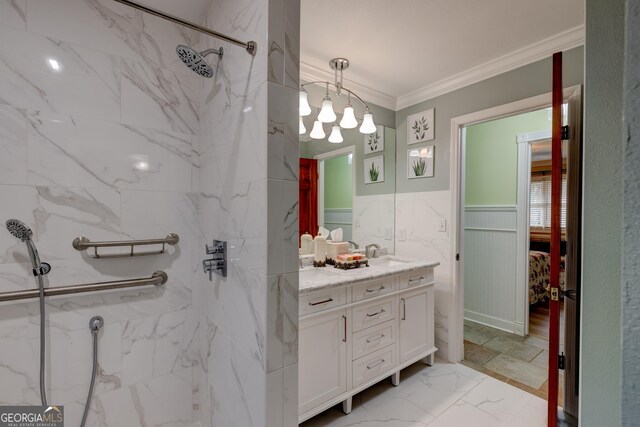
(347, 240, 359, 250)
(365, 243, 381, 258)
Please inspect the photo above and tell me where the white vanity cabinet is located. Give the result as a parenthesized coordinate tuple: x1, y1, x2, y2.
(399, 286, 435, 363)
(298, 266, 437, 424)
(298, 309, 348, 414)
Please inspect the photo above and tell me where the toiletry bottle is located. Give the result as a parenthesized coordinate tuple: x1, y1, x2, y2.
(313, 234, 327, 267)
(300, 232, 313, 255)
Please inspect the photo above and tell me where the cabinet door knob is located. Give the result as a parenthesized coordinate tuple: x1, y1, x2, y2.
(401, 298, 406, 320)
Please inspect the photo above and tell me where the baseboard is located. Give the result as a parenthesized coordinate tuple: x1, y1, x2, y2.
(464, 310, 525, 336)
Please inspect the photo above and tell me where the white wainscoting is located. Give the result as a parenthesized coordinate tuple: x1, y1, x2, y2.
(464, 205, 525, 336)
(324, 208, 353, 241)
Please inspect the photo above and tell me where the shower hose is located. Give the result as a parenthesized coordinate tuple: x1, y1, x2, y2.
(80, 320, 101, 427)
(36, 274, 47, 407)
(35, 274, 101, 427)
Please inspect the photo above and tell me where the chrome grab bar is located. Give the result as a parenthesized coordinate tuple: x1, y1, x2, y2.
(73, 234, 179, 258)
(0, 271, 168, 303)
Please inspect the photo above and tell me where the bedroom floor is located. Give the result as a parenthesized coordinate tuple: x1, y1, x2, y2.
(462, 301, 565, 404)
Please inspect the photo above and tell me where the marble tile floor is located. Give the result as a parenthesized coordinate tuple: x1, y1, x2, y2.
(301, 360, 548, 427)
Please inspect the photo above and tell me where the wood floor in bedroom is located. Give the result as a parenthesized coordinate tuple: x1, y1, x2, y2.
(462, 301, 565, 405)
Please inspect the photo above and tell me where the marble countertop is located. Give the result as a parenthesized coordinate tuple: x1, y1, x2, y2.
(299, 255, 439, 294)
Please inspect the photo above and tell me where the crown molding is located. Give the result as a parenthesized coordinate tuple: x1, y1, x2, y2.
(300, 61, 397, 111)
(395, 25, 585, 110)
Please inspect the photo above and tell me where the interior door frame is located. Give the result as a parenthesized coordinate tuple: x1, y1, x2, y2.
(314, 145, 356, 234)
(516, 129, 553, 337)
(449, 85, 582, 363)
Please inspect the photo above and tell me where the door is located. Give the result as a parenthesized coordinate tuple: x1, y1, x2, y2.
(399, 287, 434, 363)
(298, 310, 348, 415)
(299, 158, 318, 240)
(562, 80, 582, 419)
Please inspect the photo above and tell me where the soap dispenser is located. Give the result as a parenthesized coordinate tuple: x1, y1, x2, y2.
(313, 234, 327, 267)
(300, 232, 313, 255)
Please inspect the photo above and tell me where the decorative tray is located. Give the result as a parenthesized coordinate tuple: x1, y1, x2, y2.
(334, 258, 369, 270)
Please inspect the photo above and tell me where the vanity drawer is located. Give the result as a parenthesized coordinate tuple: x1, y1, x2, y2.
(351, 277, 396, 302)
(352, 296, 395, 332)
(352, 320, 396, 360)
(398, 268, 434, 290)
(352, 345, 396, 387)
(299, 287, 347, 316)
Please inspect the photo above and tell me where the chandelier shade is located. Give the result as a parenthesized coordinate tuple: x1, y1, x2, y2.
(310, 120, 325, 139)
(340, 104, 358, 129)
(359, 111, 376, 134)
(299, 90, 312, 116)
(328, 125, 343, 143)
(318, 97, 337, 123)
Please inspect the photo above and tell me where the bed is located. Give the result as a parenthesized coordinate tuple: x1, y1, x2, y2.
(529, 250, 566, 305)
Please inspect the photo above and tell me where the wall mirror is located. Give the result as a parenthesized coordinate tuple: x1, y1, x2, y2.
(299, 82, 396, 254)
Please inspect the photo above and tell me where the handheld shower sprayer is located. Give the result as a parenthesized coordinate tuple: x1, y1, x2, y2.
(5, 219, 51, 276)
(5, 218, 50, 406)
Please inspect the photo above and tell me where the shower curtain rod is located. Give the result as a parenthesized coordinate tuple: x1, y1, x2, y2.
(111, 0, 257, 56)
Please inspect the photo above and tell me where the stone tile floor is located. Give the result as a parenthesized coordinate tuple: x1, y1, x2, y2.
(461, 318, 564, 403)
(301, 360, 549, 426)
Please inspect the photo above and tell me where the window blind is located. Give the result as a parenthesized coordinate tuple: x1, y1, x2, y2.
(530, 174, 567, 229)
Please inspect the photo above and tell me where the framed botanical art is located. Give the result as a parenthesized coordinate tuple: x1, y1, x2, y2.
(407, 108, 434, 144)
(407, 146, 434, 179)
(364, 155, 384, 184)
(365, 125, 385, 154)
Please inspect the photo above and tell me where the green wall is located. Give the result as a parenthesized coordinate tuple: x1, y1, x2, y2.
(582, 0, 624, 424)
(324, 155, 352, 209)
(395, 46, 584, 194)
(465, 109, 550, 206)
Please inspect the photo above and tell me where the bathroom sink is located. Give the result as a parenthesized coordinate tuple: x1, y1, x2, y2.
(368, 255, 413, 268)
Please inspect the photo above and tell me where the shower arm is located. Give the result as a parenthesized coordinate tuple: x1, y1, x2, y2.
(110, 0, 257, 56)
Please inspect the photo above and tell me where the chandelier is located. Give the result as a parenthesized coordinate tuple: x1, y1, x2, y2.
(299, 57, 376, 143)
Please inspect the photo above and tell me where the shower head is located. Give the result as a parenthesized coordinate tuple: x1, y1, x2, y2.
(6, 219, 33, 242)
(176, 45, 223, 78)
(5, 218, 50, 276)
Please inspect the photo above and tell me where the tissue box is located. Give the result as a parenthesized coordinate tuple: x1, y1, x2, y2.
(326, 242, 348, 265)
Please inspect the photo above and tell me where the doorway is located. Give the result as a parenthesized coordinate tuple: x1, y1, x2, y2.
(450, 86, 582, 419)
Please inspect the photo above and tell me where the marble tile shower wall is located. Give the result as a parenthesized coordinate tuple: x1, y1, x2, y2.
(195, 0, 300, 425)
(0, 1, 202, 426)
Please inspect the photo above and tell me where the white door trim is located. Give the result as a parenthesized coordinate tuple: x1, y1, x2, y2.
(516, 129, 552, 337)
(314, 146, 356, 235)
(449, 85, 582, 363)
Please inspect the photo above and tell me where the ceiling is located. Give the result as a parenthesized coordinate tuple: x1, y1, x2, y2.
(301, 0, 585, 110)
(135, 0, 211, 23)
